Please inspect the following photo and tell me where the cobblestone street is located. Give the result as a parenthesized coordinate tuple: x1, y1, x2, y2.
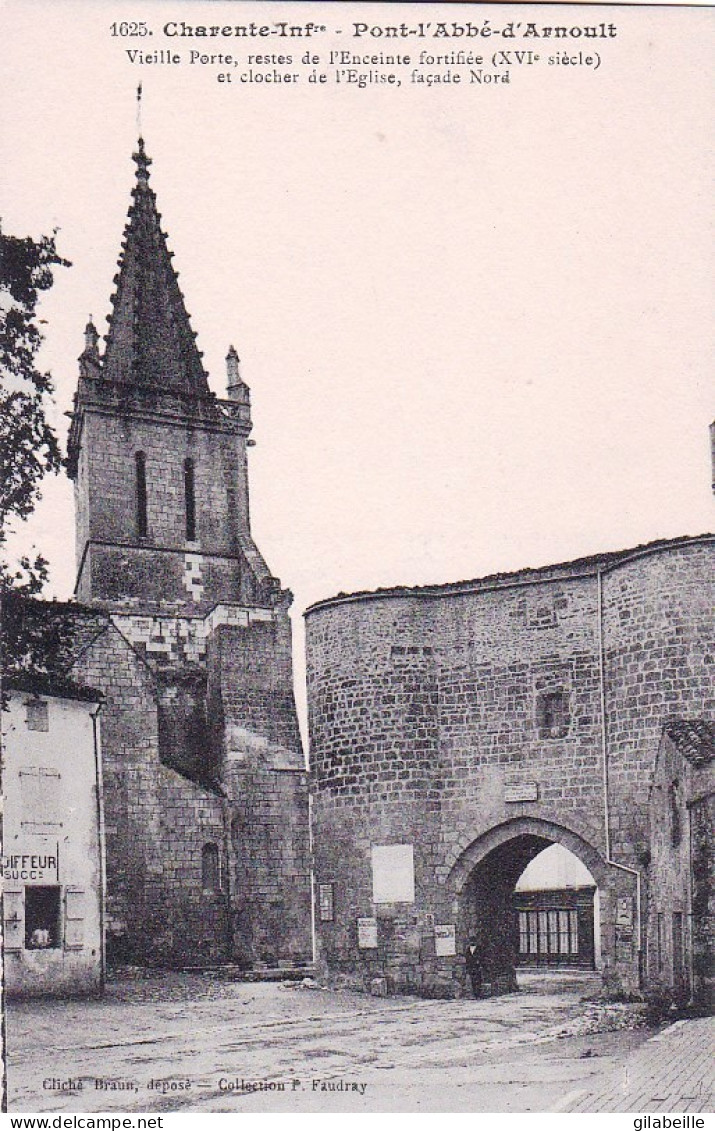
(7, 969, 691, 1114)
(563, 1016, 714, 1114)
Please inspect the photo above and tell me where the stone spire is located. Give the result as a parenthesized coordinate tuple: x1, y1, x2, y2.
(102, 137, 210, 396)
(78, 317, 101, 379)
(226, 344, 250, 404)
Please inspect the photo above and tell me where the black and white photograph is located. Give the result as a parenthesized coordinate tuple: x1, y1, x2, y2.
(1, 0, 713, 1118)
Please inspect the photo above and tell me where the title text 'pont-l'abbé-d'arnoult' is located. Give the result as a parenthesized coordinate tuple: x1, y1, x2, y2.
(110, 19, 619, 41)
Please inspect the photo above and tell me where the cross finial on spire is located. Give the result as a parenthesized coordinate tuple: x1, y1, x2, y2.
(132, 85, 152, 182)
(133, 135, 152, 182)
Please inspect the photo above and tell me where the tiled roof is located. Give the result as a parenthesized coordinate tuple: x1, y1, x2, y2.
(0, 592, 108, 684)
(306, 533, 715, 613)
(663, 718, 715, 767)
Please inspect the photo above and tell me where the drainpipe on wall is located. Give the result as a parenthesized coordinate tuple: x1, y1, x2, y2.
(90, 702, 106, 994)
(308, 792, 317, 968)
(220, 792, 234, 964)
(597, 567, 642, 964)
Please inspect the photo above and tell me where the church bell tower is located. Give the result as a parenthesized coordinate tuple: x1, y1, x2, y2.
(65, 136, 312, 969)
(67, 138, 278, 614)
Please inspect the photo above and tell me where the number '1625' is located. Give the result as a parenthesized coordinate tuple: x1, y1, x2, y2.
(110, 22, 150, 36)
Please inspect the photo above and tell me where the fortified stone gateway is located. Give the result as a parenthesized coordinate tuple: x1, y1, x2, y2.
(60, 138, 312, 967)
(306, 535, 714, 997)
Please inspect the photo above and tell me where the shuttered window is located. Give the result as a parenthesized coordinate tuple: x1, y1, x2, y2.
(3, 890, 24, 951)
(64, 889, 86, 950)
(19, 767, 62, 827)
(518, 907, 580, 958)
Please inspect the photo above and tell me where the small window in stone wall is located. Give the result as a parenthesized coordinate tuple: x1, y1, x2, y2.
(136, 451, 148, 538)
(184, 458, 196, 542)
(669, 780, 682, 847)
(202, 843, 221, 892)
(26, 699, 49, 732)
(536, 690, 569, 739)
(527, 602, 557, 629)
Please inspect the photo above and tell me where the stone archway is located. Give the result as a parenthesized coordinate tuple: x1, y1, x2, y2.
(448, 818, 608, 988)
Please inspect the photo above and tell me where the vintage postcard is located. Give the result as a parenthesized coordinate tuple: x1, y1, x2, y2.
(1, 0, 713, 1118)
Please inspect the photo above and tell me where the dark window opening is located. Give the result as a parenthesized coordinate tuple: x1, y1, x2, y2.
(25, 886, 61, 949)
(670, 780, 682, 847)
(26, 700, 49, 732)
(136, 451, 148, 537)
(201, 843, 221, 892)
(657, 911, 665, 972)
(672, 911, 684, 981)
(184, 458, 196, 542)
(536, 691, 568, 739)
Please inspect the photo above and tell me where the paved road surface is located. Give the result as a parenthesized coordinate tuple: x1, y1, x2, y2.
(562, 1017, 714, 1114)
(4, 970, 659, 1113)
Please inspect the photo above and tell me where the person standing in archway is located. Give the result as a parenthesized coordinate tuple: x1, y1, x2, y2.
(464, 938, 484, 998)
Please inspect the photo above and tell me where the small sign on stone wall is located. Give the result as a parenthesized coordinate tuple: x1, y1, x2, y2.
(434, 924, 456, 956)
(318, 883, 335, 922)
(357, 917, 378, 949)
(616, 897, 633, 927)
(505, 781, 539, 803)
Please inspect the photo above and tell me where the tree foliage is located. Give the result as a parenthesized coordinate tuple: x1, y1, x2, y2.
(0, 223, 69, 593)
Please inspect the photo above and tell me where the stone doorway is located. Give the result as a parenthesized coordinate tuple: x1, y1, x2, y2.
(450, 818, 608, 994)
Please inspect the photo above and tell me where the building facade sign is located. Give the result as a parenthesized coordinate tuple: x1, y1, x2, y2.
(2, 846, 59, 883)
(434, 924, 456, 957)
(505, 782, 539, 803)
(357, 917, 378, 949)
(318, 883, 335, 922)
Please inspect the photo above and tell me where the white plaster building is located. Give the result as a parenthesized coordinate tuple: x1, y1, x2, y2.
(2, 685, 105, 997)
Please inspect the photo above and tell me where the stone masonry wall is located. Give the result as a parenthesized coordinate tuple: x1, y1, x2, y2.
(62, 582, 311, 968)
(646, 735, 694, 1000)
(210, 619, 312, 965)
(227, 766, 312, 965)
(307, 538, 713, 994)
(603, 544, 715, 869)
(690, 792, 714, 1004)
(75, 407, 259, 609)
(646, 735, 714, 1006)
(70, 623, 229, 964)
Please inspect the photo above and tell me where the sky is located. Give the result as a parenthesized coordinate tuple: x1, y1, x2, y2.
(3, 1, 714, 729)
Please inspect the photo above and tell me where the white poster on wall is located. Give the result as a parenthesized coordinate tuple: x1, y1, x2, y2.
(371, 844, 415, 904)
(435, 924, 456, 957)
(357, 917, 378, 949)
